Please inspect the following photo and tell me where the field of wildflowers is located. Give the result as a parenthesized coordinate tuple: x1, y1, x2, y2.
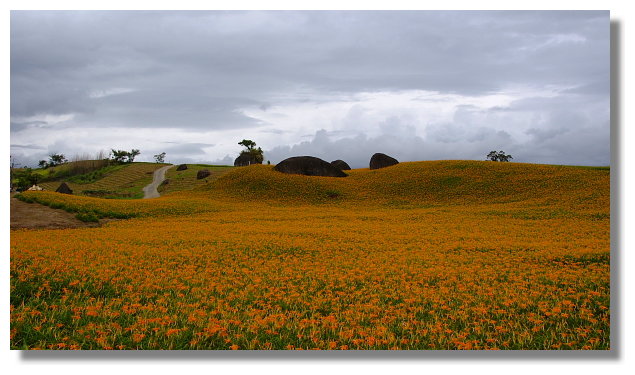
(10, 161, 610, 350)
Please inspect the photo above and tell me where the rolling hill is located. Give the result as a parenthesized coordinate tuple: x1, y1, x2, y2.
(12, 159, 610, 350)
(38, 162, 169, 199)
(200, 161, 609, 209)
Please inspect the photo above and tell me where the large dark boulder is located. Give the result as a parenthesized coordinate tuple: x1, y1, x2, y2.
(196, 169, 211, 179)
(56, 182, 73, 195)
(330, 160, 351, 170)
(274, 156, 348, 177)
(176, 164, 188, 171)
(370, 153, 399, 170)
(234, 152, 262, 167)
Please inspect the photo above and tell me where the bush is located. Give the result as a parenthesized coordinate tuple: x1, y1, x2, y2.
(75, 212, 100, 223)
(15, 194, 34, 203)
(49, 202, 64, 210)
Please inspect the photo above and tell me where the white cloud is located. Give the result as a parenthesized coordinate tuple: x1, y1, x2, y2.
(10, 11, 609, 167)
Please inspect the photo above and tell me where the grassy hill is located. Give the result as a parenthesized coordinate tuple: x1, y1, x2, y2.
(200, 161, 609, 209)
(22, 160, 609, 219)
(38, 162, 168, 199)
(158, 164, 234, 195)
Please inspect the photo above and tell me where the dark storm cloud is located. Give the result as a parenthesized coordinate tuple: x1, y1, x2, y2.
(10, 10, 609, 165)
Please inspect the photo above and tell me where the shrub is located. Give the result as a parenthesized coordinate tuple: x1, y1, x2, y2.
(75, 211, 100, 223)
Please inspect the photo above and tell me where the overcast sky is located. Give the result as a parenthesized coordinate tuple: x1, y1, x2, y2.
(10, 10, 609, 168)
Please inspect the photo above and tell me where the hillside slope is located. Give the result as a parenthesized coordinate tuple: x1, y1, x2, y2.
(18, 160, 609, 221)
(39, 163, 167, 198)
(199, 161, 609, 208)
(159, 164, 234, 195)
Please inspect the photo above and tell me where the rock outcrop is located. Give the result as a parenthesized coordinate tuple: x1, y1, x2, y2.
(234, 153, 262, 167)
(56, 182, 73, 194)
(369, 153, 399, 170)
(274, 156, 348, 177)
(196, 169, 211, 179)
(176, 164, 188, 171)
(330, 160, 352, 170)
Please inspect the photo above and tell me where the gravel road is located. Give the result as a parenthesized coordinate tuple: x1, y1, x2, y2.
(142, 165, 173, 199)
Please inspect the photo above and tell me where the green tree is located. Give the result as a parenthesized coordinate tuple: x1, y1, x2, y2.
(38, 160, 48, 169)
(238, 140, 264, 165)
(154, 152, 166, 163)
(129, 149, 140, 162)
(486, 150, 513, 162)
(111, 149, 140, 163)
(111, 149, 130, 163)
(48, 153, 67, 166)
(13, 167, 39, 190)
(238, 139, 257, 151)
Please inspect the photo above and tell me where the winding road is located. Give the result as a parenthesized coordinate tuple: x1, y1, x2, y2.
(143, 165, 173, 199)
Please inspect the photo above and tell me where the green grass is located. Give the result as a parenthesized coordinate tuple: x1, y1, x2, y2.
(38, 163, 167, 199)
(159, 164, 234, 195)
(75, 211, 100, 223)
(66, 164, 128, 184)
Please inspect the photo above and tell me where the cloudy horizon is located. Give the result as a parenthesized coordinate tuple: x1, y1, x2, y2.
(10, 10, 609, 168)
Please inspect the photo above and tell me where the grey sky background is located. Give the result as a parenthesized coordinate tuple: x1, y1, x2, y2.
(10, 10, 609, 168)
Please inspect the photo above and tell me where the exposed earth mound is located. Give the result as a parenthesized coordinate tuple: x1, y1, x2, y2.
(55, 182, 73, 194)
(370, 153, 399, 170)
(176, 164, 188, 171)
(10, 195, 101, 230)
(197, 169, 211, 179)
(274, 156, 348, 177)
(331, 160, 352, 170)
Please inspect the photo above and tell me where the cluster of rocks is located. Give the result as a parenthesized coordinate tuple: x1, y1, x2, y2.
(273, 153, 399, 177)
(174, 164, 209, 180)
(274, 156, 348, 177)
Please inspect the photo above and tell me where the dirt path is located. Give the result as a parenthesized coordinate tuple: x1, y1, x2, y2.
(10, 194, 102, 230)
(142, 165, 173, 199)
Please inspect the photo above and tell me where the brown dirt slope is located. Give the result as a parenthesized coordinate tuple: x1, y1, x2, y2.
(10, 194, 100, 230)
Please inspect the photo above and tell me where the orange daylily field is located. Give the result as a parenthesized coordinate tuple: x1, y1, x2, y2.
(10, 161, 610, 350)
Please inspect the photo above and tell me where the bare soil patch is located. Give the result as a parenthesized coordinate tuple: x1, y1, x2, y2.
(10, 194, 109, 230)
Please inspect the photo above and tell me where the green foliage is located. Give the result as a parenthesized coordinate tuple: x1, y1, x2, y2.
(238, 139, 264, 164)
(238, 139, 256, 151)
(238, 148, 264, 164)
(15, 193, 34, 203)
(67, 164, 127, 184)
(75, 211, 100, 223)
(487, 150, 513, 162)
(48, 153, 67, 167)
(12, 168, 40, 190)
(111, 149, 140, 163)
(154, 152, 166, 163)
